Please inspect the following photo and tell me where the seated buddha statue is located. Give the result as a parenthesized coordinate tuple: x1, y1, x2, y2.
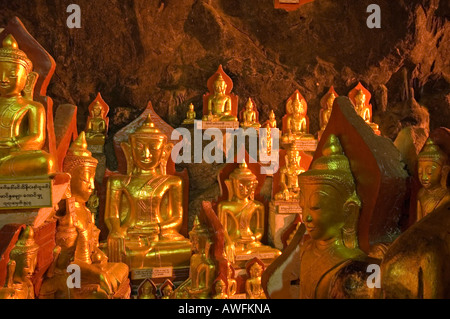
(203, 73, 238, 122)
(319, 92, 336, 133)
(182, 103, 196, 125)
(212, 278, 228, 299)
(85, 101, 107, 145)
(105, 115, 191, 271)
(246, 259, 266, 299)
(275, 147, 305, 201)
(282, 92, 314, 144)
(160, 279, 174, 299)
(137, 279, 157, 299)
(265, 135, 380, 299)
(0, 35, 56, 178)
(353, 89, 380, 134)
(241, 98, 261, 129)
(39, 133, 130, 299)
(218, 162, 281, 257)
(416, 138, 450, 221)
(0, 226, 39, 299)
(227, 263, 237, 297)
(268, 110, 277, 129)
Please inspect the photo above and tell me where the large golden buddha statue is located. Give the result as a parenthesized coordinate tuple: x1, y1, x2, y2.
(416, 138, 450, 221)
(0, 226, 39, 299)
(105, 115, 191, 272)
(203, 73, 238, 122)
(265, 135, 380, 299)
(0, 35, 55, 178)
(39, 133, 130, 299)
(218, 162, 280, 258)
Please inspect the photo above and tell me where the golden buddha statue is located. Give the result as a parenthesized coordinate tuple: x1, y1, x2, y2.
(137, 279, 157, 299)
(282, 92, 314, 144)
(218, 162, 281, 257)
(240, 98, 261, 129)
(182, 103, 196, 125)
(268, 110, 277, 129)
(203, 73, 238, 122)
(275, 147, 305, 201)
(160, 279, 174, 299)
(245, 260, 266, 299)
(0, 226, 39, 299)
(265, 134, 380, 299)
(212, 278, 228, 299)
(187, 216, 216, 299)
(227, 263, 237, 297)
(39, 133, 130, 299)
(105, 115, 191, 271)
(0, 35, 56, 178)
(353, 89, 380, 134)
(416, 138, 450, 221)
(85, 101, 107, 145)
(320, 92, 336, 132)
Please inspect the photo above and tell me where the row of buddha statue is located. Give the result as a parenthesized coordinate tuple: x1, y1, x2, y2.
(0, 18, 448, 300)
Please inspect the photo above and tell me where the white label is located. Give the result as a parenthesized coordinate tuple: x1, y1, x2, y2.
(196, 121, 239, 130)
(274, 201, 303, 214)
(229, 294, 247, 299)
(131, 267, 173, 280)
(294, 139, 318, 152)
(0, 181, 52, 209)
(235, 252, 277, 261)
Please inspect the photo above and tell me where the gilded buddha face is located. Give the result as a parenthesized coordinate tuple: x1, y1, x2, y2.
(130, 136, 165, 171)
(71, 166, 96, 203)
(92, 103, 102, 118)
(287, 149, 301, 167)
(418, 159, 443, 190)
(355, 90, 366, 106)
(0, 62, 27, 97)
(299, 183, 347, 241)
(214, 77, 227, 95)
(232, 178, 258, 200)
(250, 263, 263, 278)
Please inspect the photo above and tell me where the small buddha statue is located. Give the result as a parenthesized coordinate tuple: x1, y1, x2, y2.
(0, 35, 56, 178)
(275, 147, 305, 201)
(282, 92, 314, 144)
(138, 279, 157, 299)
(320, 92, 336, 132)
(39, 133, 130, 299)
(85, 101, 107, 144)
(218, 162, 280, 258)
(105, 115, 191, 271)
(212, 278, 229, 299)
(245, 260, 266, 299)
(227, 263, 237, 297)
(268, 110, 277, 129)
(0, 226, 39, 299)
(353, 89, 380, 133)
(203, 73, 238, 122)
(160, 279, 174, 299)
(182, 103, 196, 125)
(416, 138, 450, 221)
(186, 216, 216, 299)
(240, 98, 261, 129)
